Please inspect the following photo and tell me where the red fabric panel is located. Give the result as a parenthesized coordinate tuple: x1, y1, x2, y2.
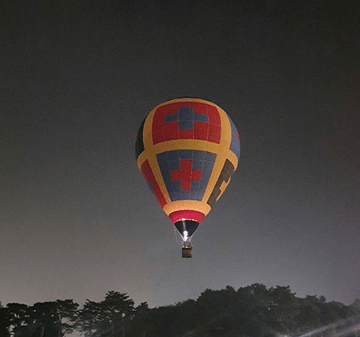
(141, 160, 167, 207)
(169, 210, 205, 223)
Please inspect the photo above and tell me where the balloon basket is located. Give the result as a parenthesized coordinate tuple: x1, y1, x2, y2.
(182, 247, 192, 258)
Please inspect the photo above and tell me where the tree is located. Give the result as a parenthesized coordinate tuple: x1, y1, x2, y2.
(78, 300, 104, 337)
(54, 300, 79, 337)
(6, 303, 31, 337)
(236, 283, 273, 337)
(350, 299, 360, 316)
(3, 285, 360, 337)
(101, 291, 135, 337)
(31, 302, 59, 337)
(78, 291, 135, 337)
(130, 302, 151, 337)
(143, 305, 177, 337)
(268, 286, 299, 335)
(0, 302, 11, 337)
(30, 300, 78, 337)
(296, 296, 322, 332)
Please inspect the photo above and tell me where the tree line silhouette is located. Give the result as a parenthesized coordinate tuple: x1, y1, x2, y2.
(1, 284, 360, 337)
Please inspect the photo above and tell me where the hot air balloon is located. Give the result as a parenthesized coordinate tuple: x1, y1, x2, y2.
(135, 98, 240, 258)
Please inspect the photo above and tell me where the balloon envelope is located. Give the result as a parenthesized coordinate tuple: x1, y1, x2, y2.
(136, 98, 240, 240)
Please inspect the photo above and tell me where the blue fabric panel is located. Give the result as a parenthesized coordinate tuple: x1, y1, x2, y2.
(178, 106, 194, 120)
(171, 181, 181, 193)
(178, 189, 192, 200)
(179, 119, 194, 130)
(157, 149, 216, 202)
(192, 150, 207, 161)
(192, 157, 204, 171)
(228, 115, 240, 159)
(157, 153, 172, 193)
(231, 134, 240, 158)
(167, 151, 179, 161)
(205, 152, 217, 162)
(190, 180, 201, 199)
(157, 152, 168, 166)
(178, 149, 192, 159)
(171, 190, 180, 201)
(165, 113, 179, 123)
(194, 113, 209, 123)
(198, 160, 214, 195)
(168, 160, 179, 171)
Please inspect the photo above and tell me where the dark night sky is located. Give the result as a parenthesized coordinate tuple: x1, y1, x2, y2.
(1, 0, 360, 311)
